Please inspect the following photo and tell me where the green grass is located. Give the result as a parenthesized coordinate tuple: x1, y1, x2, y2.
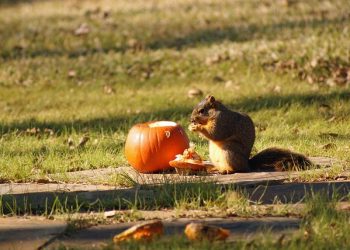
(0, 181, 247, 215)
(0, 0, 350, 182)
(55, 193, 350, 250)
(1, 180, 348, 248)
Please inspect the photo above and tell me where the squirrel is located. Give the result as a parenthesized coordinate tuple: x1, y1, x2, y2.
(188, 95, 311, 174)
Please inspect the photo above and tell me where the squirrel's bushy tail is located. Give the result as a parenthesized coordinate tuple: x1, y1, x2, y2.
(248, 147, 312, 171)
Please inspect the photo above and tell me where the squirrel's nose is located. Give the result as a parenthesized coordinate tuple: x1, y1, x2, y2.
(190, 117, 196, 123)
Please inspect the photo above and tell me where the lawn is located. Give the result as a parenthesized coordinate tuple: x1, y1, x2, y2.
(0, 0, 350, 249)
(1, 0, 349, 183)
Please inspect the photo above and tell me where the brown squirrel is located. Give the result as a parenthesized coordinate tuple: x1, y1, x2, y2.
(188, 95, 311, 174)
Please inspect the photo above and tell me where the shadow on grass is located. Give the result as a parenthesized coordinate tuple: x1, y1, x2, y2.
(1, 12, 349, 60)
(0, 180, 349, 215)
(0, 106, 192, 135)
(148, 15, 349, 50)
(0, 0, 45, 6)
(1, 90, 349, 135)
(229, 90, 350, 112)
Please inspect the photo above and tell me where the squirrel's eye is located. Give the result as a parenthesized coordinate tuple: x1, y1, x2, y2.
(198, 108, 205, 114)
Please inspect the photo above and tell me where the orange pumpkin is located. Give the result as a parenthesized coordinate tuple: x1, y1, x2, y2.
(125, 121, 190, 173)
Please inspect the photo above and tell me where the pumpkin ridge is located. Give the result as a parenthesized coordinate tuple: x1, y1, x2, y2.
(138, 128, 145, 167)
(155, 127, 160, 155)
(147, 127, 153, 167)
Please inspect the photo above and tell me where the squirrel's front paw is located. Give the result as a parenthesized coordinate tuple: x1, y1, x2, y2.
(188, 123, 201, 132)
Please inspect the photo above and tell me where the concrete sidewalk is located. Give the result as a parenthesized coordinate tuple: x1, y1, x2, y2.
(1, 169, 349, 212)
(0, 216, 66, 250)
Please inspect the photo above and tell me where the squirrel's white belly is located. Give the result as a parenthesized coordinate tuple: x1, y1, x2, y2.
(209, 141, 231, 171)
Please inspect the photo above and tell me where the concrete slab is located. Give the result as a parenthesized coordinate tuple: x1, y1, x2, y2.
(50, 166, 294, 186)
(0, 169, 301, 214)
(48, 156, 344, 186)
(0, 216, 66, 250)
(0, 183, 115, 196)
(49, 217, 300, 249)
(246, 181, 350, 204)
(0, 184, 153, 214)
(0, 156, 347, 213)
(1, 180, 349, 214)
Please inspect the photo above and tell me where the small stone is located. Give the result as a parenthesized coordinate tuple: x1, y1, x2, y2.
(93, 139, 99, 145)
(224, 80, 233, 88)
(103, 85, 115, 95)
(310, 58, 318, 68)
(68, 70, 76, 78)
(307, 75, 314, 84)
(67, 137, 75, 149)
(104, 210, 116, 218)
(273, 85, 281, 93)
(127, 39, 144, 51)
(78, 136, 89, 148)
(44, 128, 54, 136)
(74, 23, 90, 36)
(326, 78, 336, 87)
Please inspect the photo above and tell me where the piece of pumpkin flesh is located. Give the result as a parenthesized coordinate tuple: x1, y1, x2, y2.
(113, 220, 164, 243)
(184, 223, 230, 241)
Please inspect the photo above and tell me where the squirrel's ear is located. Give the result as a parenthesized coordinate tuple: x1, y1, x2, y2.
(205, 95, 216, 104)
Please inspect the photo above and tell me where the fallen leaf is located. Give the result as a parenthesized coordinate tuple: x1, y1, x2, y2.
(113, 220, 164, 243)
(255, 124, 267, 132)
(224, 80, 233, 88)
(103, 10, 110, 19)
(205, 53, 229, 65)
(307, 75, 314, 84)
(318, 103, 333, 115)
(326, 78, 336, 87)
(74, 23, 90, 36)
(321, 143, 337, 150)
(103, 85, 115, 95)
(273, 85, 281, 93)
(78, 136, 89, 148)
(127, 39, 144, 52)
(188, 88, 203, 98)
(104, 210, 116, 218)
(67, 137, 75, 149)
(310, 58, 319, 68)
(68, 70, 77, 78)
(319, 133, 339, 138)
(26, 127, 40, 135)
(213, 76, 225, 82)
(292, 128, 300, 134)
(184, 223, 230, 241)
(44, 128, 54, 136)
(93, 138, 99, 145)
(36, 177, 57, 184)
(303, 230, 310, 239)
(327, 116, 337, 122)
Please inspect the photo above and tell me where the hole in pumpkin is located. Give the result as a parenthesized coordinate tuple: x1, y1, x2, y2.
(148, 121, 177, 128)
